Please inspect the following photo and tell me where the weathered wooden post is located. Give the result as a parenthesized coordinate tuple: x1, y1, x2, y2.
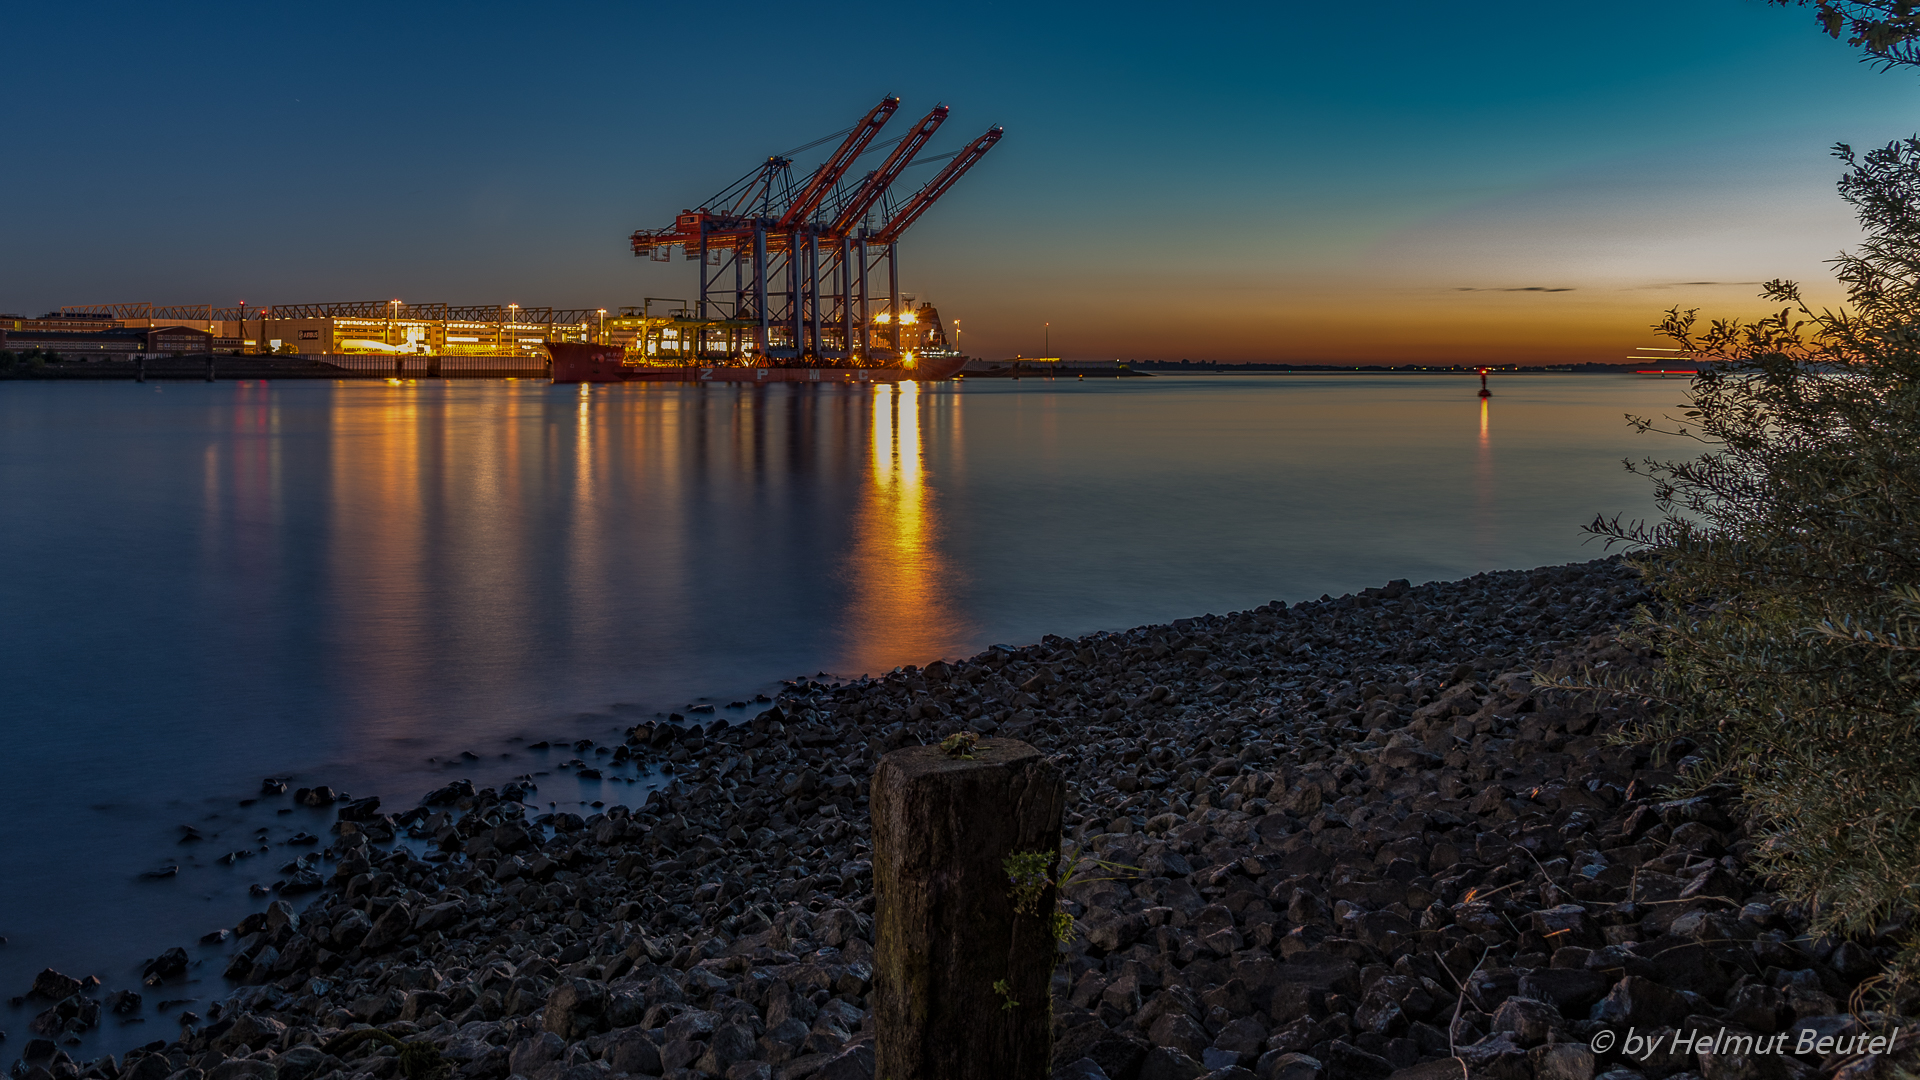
(872, 738, 1065, 1080)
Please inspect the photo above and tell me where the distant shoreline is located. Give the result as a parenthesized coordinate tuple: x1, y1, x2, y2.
(1125, 361, 1696, 374)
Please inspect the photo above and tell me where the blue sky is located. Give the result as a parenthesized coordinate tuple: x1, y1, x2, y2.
(4, 0, 1914, 362)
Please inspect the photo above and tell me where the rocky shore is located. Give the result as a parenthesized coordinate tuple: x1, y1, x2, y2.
(9, 556, 1906, 1080)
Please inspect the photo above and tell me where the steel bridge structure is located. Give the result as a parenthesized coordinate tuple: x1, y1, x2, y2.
(629, 96, 1001, 364)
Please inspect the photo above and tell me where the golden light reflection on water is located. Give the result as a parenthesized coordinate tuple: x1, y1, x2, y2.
(327, 383, 433, 726)
(1475, 395, 1495, 561)
(839, 382, 964, 676)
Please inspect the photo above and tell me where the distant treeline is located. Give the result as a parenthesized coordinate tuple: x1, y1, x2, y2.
(1126, 360, 1696, 373)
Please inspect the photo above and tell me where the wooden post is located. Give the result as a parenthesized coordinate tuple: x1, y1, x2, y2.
(872, 738, 1064, 1080)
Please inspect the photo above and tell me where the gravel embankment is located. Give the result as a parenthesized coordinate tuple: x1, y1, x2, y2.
(10, 557, 1904, 1080)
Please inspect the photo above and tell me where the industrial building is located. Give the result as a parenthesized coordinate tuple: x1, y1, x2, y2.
(1, 317, 212, 358)
(21, 302, 594, 360)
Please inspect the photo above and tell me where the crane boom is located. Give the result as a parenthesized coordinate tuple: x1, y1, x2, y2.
(826, 104, 948, 236)
(778, 96, 899, 229)
(872, 126, 1002, 244)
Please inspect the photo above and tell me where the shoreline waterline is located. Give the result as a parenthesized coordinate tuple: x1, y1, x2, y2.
(16, 553, 1855, 1080)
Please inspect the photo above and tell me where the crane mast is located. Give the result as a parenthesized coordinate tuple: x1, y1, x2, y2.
(778, 96, 899, 230)
(874, 127, 1004, 245)
(827, 104, 948, 236)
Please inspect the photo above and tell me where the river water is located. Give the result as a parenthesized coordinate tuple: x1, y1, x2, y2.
(0, 372, 1686, 1051)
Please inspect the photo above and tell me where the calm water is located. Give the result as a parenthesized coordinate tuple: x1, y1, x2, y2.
(0, 373, 1685, 1048)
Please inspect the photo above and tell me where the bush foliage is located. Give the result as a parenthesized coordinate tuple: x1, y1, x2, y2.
(1595, 138, 1920, 1000)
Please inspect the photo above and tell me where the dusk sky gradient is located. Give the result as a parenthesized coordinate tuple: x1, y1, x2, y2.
(6, 0, 1919, 363)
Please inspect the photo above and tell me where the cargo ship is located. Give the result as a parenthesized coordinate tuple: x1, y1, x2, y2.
(546, 341, 967, 384)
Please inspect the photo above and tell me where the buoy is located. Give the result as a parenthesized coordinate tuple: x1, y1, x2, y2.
(1478, 368, 1491, 398)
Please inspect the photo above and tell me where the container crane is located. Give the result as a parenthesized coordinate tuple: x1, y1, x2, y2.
(626, 98, 1000, 364)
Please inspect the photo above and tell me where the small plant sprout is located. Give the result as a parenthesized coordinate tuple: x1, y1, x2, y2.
(1004, 845, 1141, 947)
(939, 732, 979, 758)
(992, 979, 1019, 1011)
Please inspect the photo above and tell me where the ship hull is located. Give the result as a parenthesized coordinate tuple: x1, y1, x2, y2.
(546, 342, 967, 384)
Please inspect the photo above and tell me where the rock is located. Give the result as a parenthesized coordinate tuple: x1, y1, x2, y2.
(1140, 1046, 1208, 1080)
(1723, 985, 1786, 1033)
(694, 1022, 759, 1076)
(361, 902, 412, 950)
(120, 1054, 173, 1080)
(1532, 1043, 1596, 1080)
(1057, 1058, 1116, 1080)
(141, 948, 187, 986)
(215, 1012, 286, 1052)
(1151, 1012, 1212, 1060)
(29, 970, 80, 1001)
(1590, 976, 1690, 1030)
(662, 1008, 720, 1042)
(413, 901, 463, 933)
(1519, 969, 1609, 1014)
(336, 796, 382, 822)
(330, 909, 371, 949)
(814, 1041, 876, 1080)
(205, 1061, 276, 1080)
(604, 1029, 662, 1076)
(541, 978, 608, 1039)
(1211, 1017, 1270, 1065)
(1456, 1032, 1530, 1080)
(1053, 1022, 1151, 1080)
(264, 900, 298, 935)
(1325, 1041, 1394, 1080)
(1261, 1053, 1326, 1080)
(269, 1048, 327, 1080)
(508, 1033, 566, 1077)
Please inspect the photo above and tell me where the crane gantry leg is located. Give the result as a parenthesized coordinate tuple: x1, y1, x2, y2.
(840, 235, 853, 363)
(807, 231, 821, 361)
(857, 238, 869, 360)
(754, 223, 770, 356)
(888, 242, 900, 357)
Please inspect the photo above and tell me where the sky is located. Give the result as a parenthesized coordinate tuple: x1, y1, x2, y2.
(4, 0, 1918, 364)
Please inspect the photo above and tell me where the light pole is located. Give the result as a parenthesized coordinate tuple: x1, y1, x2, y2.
(1044, 321, 1049, 357)
(508, 303, 520, 356)
(597, 308, 607, 344)
(953, 319, 961, 356)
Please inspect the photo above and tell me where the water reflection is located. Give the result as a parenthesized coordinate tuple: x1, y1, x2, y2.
(1475, 395, 1495, 563)
(839, 383, 966, 676)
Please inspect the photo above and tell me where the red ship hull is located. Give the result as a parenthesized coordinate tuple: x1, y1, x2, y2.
(546, 342, 967, 385)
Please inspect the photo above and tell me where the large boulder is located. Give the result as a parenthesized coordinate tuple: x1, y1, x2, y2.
(541, 978, 608, 1039)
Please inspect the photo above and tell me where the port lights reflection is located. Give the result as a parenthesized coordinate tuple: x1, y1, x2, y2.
(1475, 394, 1494, 563)
(843, 381, 952, 675)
